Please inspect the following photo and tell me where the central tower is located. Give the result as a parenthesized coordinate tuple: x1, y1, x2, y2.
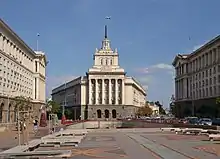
(86, 25, 126, 120)
(89, 25, 124, 73)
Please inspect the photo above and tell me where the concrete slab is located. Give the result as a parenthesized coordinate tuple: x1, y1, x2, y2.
(41, 137, 82, 144)
(30, 128, 220, 159)
(0, 150, 72, 158)
(209, 134, 220, 141)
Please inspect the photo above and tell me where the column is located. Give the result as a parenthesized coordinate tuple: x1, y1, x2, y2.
(3, 38, 6, 52)
(89, 79, 92, 104)
(36, 78, 39, 100)
(122, 79, 125, 104)
(177, 81, 179, 99)
(0, 34, 3, 50)
(115, 79, 118, 105)
(95, 79, 98, 104)
(102, 79, 105, 104)
(109, 79, 112, 104)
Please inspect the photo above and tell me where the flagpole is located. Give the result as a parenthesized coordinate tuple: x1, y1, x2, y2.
(37, 40, 38, 51)
(36, 33, 40, 51)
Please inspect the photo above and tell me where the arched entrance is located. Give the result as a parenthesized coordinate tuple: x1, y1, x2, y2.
(97, 109, 101, 118)
(104, 109, 109, 118)
(14, 105, 17, 122)
(112, 109, 117, 118)
(0, 103, 3, 123)
(8, 104, 11, 122)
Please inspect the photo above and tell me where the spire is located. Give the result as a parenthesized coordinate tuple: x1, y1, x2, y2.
(104, 25, 108, 39)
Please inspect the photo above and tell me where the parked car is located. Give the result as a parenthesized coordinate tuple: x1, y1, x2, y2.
(197, 118, 212, 126)
(186, 117, 199, 125)
(212, 118, 220, 126)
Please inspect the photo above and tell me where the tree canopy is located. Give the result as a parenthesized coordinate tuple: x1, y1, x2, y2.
(46, 99, 60, 114)
(136, 105, 153, 116)
(15, 96, 32, 111)
(155, 101, 166, 115)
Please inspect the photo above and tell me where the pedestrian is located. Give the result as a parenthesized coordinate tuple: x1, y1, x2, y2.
(33, 119, 38, 132)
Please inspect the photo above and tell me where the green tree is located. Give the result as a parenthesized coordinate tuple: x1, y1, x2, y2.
(65, 109, 73, 119)
(46, 99, 60, 114)
(136, 105, 153, 116)
(14, 96, 32, 145)
(155, 101, 166, 115)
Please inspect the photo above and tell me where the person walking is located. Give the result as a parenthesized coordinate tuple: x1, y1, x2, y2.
(33, 119, 38, 134)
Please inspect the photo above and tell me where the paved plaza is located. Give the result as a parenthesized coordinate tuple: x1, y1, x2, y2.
(0, 125, 64, 152)
(36, 128, 220, 159)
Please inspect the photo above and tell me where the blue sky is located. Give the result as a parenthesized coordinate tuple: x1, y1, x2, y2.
(1, 0, 220, 107)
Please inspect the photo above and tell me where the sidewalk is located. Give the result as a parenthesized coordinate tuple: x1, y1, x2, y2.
(0, 124, 65, 152)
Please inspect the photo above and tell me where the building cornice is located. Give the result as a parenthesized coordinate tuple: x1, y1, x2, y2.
(173, 35, 220, 66)
(125, 82, 146, 96)
(188, 35, 220, 59)
(0, 19, 36, 57)
(87, 71, 126, 75)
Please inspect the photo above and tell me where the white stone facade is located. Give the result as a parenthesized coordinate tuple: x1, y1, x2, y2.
(0, 19, 46, 123)
(172, 35, 220, 117)
(173, 35, 220, 102)
(52, 26, 146, 120)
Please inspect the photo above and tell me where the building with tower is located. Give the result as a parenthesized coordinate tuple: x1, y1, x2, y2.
(52, 25, 146, 120)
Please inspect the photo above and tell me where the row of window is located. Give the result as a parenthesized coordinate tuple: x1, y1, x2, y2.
(191, 65, 220, 81)
(0, 81, 32, 96)
(176, 46, 220, 76)
(100, 58, 113, 66)
(90, 79, 122, 84)
(191, 86, 220, 99)
(0, 33, 34, 69)
(0, 51, 33, 97)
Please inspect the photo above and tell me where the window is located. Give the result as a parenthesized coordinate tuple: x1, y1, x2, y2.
(214, 77, 216, 84)
(214, 86, 217, 95)
(210, 87, 212, 96)
(35, 61, 38, 72)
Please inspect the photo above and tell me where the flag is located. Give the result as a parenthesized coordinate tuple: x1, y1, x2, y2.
(37, 33, 40, 37)
(105, 16, 111, 20)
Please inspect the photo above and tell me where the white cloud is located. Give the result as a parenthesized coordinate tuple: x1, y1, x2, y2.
(151, 63, 173, 70)
(136, 63, 173, 74)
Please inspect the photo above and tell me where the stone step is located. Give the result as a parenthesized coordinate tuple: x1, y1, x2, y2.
(40, 143, 78, 147)
(0, 150, 72, 158)
(41, 138, 81, 144)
